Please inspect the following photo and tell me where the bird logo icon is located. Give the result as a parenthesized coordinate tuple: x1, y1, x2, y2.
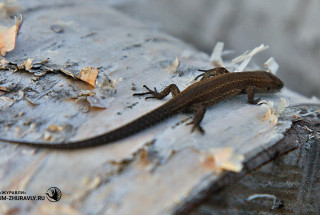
(45, 187, 62, 202)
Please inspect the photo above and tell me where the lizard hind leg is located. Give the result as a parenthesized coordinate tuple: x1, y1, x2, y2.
(133, 84, 181, 100)
(186, 103, 206, 134)
(195, 67, 229, 81)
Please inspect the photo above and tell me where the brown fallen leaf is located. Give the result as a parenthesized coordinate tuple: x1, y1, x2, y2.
(0, 15, 23, 56)
(78, 67, 99, 87)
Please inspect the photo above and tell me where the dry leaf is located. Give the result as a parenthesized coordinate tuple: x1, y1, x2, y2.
(200, 147, 244, 172)
(259, 100, 277, 124)
(232, 44, 269, 63)
(264, 57, 279, 74)
(59, 67, 100, 87)
(210, 42, 224, 67)
(276, 98, 289, 115)
(232, 44, 269, 72)
(166, 57, 180, 73)
(23, 58, 34, 71)
(18, 58, 34, 71)
(259, 98, 288, 125)
(78, 67, 99, 87)
(0, 15, 23, 56)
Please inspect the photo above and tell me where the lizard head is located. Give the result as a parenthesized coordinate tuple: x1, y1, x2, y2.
(255, 71, 284, 93)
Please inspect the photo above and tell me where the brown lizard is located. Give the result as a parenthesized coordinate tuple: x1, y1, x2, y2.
(0, 67, 284, 149)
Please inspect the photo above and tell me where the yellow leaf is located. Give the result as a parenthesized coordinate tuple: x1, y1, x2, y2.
(78, 67, 99, 87)
(0, 15, 23, 56)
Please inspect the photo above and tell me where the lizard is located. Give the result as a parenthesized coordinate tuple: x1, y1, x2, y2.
(0, 67, 284, 150)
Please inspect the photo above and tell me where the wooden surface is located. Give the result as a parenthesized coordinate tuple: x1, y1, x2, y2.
(189, 104, 320, 215)
(0, 1, 318, 215)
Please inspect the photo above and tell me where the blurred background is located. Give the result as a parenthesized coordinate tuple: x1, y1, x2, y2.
(108, 0, 320, 98)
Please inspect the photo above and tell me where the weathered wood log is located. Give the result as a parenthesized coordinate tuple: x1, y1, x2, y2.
(188, 104, 320, 215)
(0, 1, 319, 215)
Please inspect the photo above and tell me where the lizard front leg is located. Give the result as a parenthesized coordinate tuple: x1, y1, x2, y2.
(186, 103, 206, 134)
(133, 84, 181, 99)
(245, 86, 261, 104)
(195, 67, 229, 81)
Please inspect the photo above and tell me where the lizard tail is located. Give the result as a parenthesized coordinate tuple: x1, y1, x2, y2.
(0, 104, 176, 150)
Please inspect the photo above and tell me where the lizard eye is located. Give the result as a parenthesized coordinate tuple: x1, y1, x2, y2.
(267, 86, 271, 91)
